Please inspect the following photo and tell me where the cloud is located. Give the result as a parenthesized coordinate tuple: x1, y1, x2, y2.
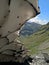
(27, 16, 48, 25)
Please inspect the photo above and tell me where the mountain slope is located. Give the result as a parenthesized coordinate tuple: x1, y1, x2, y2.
(20, 22, 41, 36)
(19, 22, 49, 55)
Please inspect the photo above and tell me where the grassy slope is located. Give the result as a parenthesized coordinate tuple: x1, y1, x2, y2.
(18, 23, 49, 55)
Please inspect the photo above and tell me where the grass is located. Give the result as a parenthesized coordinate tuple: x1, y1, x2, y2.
(18, 24, 49, 55)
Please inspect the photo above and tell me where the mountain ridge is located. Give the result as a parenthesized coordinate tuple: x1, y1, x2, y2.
(20, 22, 41, 36)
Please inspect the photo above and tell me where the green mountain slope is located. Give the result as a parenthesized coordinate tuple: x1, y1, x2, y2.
(19, 22, 49, 55)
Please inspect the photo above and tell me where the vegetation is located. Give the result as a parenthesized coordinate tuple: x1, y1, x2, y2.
(18, 22, 49, 55)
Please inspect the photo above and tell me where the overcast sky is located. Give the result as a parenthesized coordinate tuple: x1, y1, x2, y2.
(28, 0, 49, 25)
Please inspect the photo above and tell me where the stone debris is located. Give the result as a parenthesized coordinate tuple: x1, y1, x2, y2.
(29, 53, 49, 65)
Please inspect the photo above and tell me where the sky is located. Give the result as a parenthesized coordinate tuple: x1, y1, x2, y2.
(28, 0, 49, 25)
